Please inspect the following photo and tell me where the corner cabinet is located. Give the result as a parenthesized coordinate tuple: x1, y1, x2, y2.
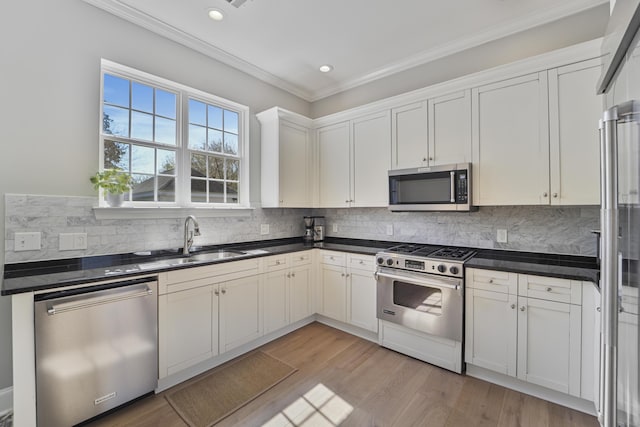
(317, 111, 391, 208)
(465, 268, 585, 397)
(256, 107, 313, 208)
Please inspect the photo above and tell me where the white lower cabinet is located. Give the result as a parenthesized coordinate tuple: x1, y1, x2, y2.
(466, 268, 586, 397)
(319, 251, 378, 333)
(218, 275, 262, 353)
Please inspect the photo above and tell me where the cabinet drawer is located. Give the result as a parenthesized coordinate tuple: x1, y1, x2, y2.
(321, 251, 346, 267)
(466, 268, 518, 294)
(348, 254, 375, 271)
(291, 251, 312, 266)
(265, 255, 288, 271)
(518, 274, 582, 305)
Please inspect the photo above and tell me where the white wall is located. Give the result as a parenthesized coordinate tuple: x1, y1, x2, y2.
(0, 0, 310, 391)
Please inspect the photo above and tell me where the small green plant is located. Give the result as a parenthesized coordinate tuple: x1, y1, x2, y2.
(90, 169, 133, 194)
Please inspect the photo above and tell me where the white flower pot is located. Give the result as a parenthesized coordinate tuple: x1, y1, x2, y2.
(105, 192, 124, 207)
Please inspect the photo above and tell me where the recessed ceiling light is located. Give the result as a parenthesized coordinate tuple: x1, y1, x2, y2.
(319, 64, 334, 73)
(208, 9, 224, 21)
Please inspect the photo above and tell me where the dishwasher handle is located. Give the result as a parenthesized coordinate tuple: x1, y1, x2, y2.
(47, 284, 153, 316)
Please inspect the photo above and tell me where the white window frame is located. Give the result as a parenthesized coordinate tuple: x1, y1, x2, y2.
(98, 59, 250, 209)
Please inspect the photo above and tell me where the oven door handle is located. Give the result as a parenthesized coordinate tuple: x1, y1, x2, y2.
(375, 269, 460, 291)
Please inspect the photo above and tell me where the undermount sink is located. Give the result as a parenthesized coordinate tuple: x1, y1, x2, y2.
(173, 250, 247, 264)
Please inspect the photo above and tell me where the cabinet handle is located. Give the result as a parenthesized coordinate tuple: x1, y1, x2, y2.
(287, 273, 291, 278)
(423, 157, 427, 162)
(359, 260, 364, 265)
(489, 279, 494, 284)
(597, 307, 601, 312)
(546, 287, 553, 292)
(300, 256, 305, 260)
(345, 199, 350, 203)
(346, 273, 350, 278)
(276, 260, 281, 265)
(553, 193, 558, 198)
(510, 304, 516, 309)
(341, 273, 345, 277)
(543, 192, 548, 197)
(429, 157, 433, 161)
(214, 289, 220, 296)
(520, 306, 526, 311)
(221, 288, 227, 295)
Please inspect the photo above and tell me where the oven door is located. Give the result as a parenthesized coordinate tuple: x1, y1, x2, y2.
(376, 267, 463, 341)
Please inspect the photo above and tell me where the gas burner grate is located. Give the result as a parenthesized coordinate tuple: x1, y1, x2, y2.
(429, 247, 475, 260)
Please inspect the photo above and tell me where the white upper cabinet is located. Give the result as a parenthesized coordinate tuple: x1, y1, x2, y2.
(351, 111, 391, 207)
(391, 91, 471, 170)
(428, 90, 472, 166)
(472, 72, 550, 206)
(317, 112, 391, 208)
(257, 107, 313, 208)
(317, 121, 351, 207)
(548, 58, 603, 205)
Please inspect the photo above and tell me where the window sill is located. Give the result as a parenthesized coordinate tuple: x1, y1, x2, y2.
(93, 205, 254, 220)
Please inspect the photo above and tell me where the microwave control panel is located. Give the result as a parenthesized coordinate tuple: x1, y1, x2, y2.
(456, 171, 468, 203)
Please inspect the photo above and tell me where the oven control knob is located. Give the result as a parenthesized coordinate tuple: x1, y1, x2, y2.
(449, 266, 459, 275)
(437, 264, 447, 273)
(386, 258, 394, 266)
(377, 257, 384, 265)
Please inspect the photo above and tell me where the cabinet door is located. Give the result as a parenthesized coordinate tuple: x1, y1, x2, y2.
(263, 270, 289, 334)
(219, 275, 262, 353)
(320, 264, 347, 322)
(581, 283, 600, 402)
(279, 121, 311, 207)
(465, 288, 517, 376)
(548, 58, 603, 205)
(348, 267, 378, 333)
(317, 122, 350, 207)
(289, 264, 312, 323)
(428, 90, 472, 166)
(351, 111, 391, 207)
(517, 296, 581, 396)
(618, 300, 639, 425)
(391, 101, 428, 169)
(162, 285, 218, 376)
(472, 72, 550, 205)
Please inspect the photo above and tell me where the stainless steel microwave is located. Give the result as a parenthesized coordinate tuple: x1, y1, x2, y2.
(388, 163, 476, 212)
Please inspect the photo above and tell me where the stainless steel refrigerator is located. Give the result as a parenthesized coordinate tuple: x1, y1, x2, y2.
(598, 1, 640, 426)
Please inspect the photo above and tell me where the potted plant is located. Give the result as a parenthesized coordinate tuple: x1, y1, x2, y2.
(90, 169, 133, 207)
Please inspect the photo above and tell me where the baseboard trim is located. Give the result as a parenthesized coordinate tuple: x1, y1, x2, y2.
(315, 315, 379, 343)
(0, 387, 12, 415)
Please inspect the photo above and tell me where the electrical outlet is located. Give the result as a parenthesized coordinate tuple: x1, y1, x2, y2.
(386, 224, 394, 236)
(260, 224, 270, 235)
(497, 229, 508, 243)
(60, 233, 88, 250)
(14, 232, 41, 251)
(332, 224, 338, 233)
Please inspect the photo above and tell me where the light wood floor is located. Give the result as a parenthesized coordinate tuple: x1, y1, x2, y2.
(85, 322, 599, 427)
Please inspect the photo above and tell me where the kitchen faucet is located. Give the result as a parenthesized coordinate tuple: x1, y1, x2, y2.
(183, 215, 201, 255)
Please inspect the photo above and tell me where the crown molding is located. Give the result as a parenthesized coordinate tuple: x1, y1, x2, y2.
(82, 0, 313, 101)
(84, 0, 607, 103)
(308, 0, 608, 101)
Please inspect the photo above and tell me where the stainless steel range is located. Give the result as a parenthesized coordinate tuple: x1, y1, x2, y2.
(375, 243, 475, 373)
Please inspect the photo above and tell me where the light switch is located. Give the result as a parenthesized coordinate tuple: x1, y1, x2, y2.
(59, 233, 88, 250)
(386, 224, 394, 236)
(497, 229, 508, 243)
(260, 224, 270, 235)
(14, 232, 42, 251)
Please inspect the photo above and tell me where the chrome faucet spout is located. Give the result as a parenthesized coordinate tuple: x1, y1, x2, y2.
(183, 215, 201, 255)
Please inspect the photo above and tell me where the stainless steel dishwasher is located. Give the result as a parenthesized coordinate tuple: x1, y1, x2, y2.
(34, 277, 158, 427)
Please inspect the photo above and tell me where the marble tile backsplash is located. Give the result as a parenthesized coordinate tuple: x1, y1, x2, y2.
(317, 206, 600, 256)
(4, 194, 601, 263)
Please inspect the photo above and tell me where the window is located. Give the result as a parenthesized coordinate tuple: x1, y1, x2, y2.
(99, 60, 249, 207)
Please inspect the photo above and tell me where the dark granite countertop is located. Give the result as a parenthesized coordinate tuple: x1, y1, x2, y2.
(2, 236, 602, 295)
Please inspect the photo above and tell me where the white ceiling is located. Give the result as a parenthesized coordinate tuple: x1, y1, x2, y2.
(85, 0, 608, 102)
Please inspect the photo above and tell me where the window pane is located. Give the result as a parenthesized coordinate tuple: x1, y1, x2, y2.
(131, 145, 155, 174)
(227, 159, 239, 181)
(158, 176, 175, 202)
(131, 82, 153, 113)
(227, 182, 238, 203)
(189, 124, 207, 150)
(131, 174, 155, 201)
(191, 154, 206, 177)
(224, 110, 238, 134)
(156, 89, 176, 119)
(131, 111, 153, 141)
(224, 132, 238, 155)
(157, 150, 176, 175)
(103, 74, 129, 107)
(208, 105, 223, 130)
(104, 140, 129, 170)
(155, 117, 176, 145)
(189, 99, 206, 126)
(209, 181, 224, 203)
(208, 129, 223, 152)
(103, 106, 129, 137)
(209, 157, 224, 180)
(191, 179, 207, 202)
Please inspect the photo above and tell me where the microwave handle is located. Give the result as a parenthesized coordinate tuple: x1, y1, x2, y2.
(450, 171, 455, 203)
